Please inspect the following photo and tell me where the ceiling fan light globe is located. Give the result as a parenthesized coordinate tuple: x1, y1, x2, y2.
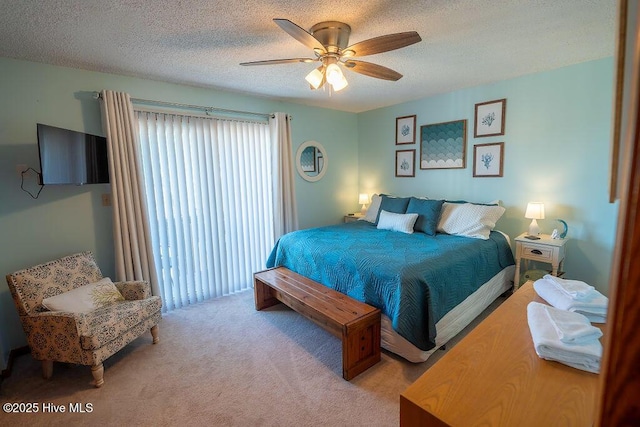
(325, 63, 344, 85)
(305, 68, 324, 89)
(331, 75, 348, 91)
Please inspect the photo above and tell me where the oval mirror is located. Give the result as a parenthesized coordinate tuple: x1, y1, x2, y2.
(296, 140, 327, 182)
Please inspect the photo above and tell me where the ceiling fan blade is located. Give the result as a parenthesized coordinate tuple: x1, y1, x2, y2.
(273, 18, 326, 53)
(343, 32, 421, 57)
(343, 60, 403, 81)
(240, 58, 316, 66)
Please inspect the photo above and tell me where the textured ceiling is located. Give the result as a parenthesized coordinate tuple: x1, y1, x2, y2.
(0, 0, 617, 113)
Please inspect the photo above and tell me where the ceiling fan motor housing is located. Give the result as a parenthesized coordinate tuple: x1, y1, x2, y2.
(310, 21, 351, 53)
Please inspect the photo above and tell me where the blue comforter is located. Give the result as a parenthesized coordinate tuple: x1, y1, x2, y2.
(266, 221, 514, 351)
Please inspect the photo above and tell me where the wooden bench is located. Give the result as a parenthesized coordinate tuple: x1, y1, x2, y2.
(254, 267, 381, 380)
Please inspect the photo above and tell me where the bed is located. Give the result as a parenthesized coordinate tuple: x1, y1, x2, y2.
(265, 206, 516, 362)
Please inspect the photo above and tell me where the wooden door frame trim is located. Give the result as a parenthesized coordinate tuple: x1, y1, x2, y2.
(596, 1, 640, 423)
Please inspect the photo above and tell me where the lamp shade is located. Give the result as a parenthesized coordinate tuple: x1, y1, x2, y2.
(331, 74, 348, 91)
(325, 63, 343, 85)
(305, 67, 324, 89)
(525, 202, 545, 236)
(325, 63, 348, 91)
(525, 202, 545, 219)
(359, 193, 369, 215)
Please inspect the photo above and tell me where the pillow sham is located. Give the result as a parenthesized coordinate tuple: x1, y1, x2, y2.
(376, 210, 419, 234)
(445, 199, 502, 206)
(362, 194, 382, 223)
(406, 197, 444, 236)
(42, 277, 125, 313)
(375, 195, 411, 224)
(437, 202, 506, 240)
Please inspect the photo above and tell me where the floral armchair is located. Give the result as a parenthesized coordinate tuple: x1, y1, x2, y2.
(5, 251, 162, 387)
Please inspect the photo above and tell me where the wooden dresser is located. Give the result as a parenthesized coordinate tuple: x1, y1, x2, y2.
(400, 281, 604, 426)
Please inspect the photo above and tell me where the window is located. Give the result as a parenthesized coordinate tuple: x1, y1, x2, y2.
(137, 112, 275, 310)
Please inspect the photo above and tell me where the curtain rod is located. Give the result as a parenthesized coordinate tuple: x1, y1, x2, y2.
(93, 91, 274, 120)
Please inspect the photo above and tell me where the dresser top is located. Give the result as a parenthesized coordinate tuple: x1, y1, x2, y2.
(400, 281, 603, 426)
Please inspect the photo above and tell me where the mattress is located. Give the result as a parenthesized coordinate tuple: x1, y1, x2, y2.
(266, 221, 515, 353)
(381, 264, 514, 362)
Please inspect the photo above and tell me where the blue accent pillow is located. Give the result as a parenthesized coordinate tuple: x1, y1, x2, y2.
(375, 195, 411, 224)
(406, 198, 444, 235)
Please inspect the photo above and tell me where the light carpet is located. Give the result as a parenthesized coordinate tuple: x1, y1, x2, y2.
(0, 289, 505, 426)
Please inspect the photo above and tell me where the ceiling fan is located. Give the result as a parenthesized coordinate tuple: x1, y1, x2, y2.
(240, 19, 422, 92)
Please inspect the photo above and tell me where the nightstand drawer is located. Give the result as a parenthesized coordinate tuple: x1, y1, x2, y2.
(521, 244, 554, 261)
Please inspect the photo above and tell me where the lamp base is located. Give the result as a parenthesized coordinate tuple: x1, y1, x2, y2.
(360, 204, 367, 216)
(528, 219, 540, 236)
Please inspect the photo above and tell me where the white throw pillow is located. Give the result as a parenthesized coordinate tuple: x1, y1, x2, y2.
(361, 194, 381, 223)
(42, 277, 125, 313)
(437, 202, 506, 240)
(376, 210, 419, 234)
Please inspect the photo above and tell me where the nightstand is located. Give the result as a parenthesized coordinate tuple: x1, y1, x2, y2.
(344, 213, 364, 223)
(513, 232, 568, 290)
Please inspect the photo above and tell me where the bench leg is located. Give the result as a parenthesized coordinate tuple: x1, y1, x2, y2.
(254, 277, 280, 310)
(342, 314, 381, 380)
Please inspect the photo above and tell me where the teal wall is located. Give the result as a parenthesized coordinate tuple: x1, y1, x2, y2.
(358, 58, 617, 294)
(0, 57, 358, 369)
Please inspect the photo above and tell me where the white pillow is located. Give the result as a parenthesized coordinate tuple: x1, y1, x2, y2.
(42, 277, 125, 313)
(376, 210, 419, 234)
(437, 202, 506, 240)
(361, 194, 381, 223)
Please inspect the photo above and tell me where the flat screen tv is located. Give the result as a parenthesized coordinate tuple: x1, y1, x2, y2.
(37, 123, 110, 185)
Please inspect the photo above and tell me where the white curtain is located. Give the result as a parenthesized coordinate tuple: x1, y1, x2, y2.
(270, 112, 298, 237)
(136, 111, 279, 310)
(100, 90, 159, 296)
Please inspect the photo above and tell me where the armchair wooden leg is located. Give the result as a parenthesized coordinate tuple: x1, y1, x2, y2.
(91, 363, 104, 388)
(42, 360, 53, 379)
(151, 324, 159, 344)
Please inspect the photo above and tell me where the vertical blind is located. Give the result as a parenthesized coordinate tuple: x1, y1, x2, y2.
(136, 111, 275, 310)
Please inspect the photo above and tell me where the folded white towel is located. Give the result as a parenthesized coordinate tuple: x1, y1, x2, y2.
(542, 303, 603, 344)
(527, 302, 602, 374)
(534, 278, 608, 323)
(542, 274, 595, 300)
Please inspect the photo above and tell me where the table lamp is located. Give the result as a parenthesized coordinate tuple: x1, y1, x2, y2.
(359, 193, 369, 215)
(525, 202, 545, 236)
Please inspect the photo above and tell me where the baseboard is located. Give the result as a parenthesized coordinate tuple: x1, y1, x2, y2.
(0, 345, 29, 379)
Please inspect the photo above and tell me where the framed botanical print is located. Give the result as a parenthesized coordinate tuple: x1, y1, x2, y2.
(396, 115, 416, 145)
(395, 149, 415, 177)
(474, 98, 506, 138)
(473, 142, 504, 177)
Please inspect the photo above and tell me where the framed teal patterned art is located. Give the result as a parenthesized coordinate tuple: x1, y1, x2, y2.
(420, 119, 467, 170)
